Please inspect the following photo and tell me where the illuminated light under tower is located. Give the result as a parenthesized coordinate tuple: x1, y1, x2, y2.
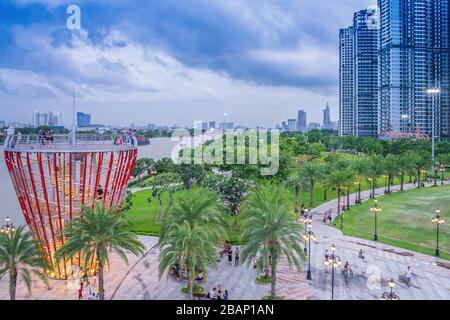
(3, 133, 138, 279)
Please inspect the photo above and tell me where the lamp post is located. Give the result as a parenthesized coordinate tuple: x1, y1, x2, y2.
(354, 181, 360, 204)
(426, 88, 440, 178)
(300, 209, 312, 255)
(304, 223, 316, 280)
(368, 178, 373, 198)
(223, 113, 227, 134)
(370, 199, 382, 241)
(0, 216, 15, 234)
(339, 201, 345, 229)
(382, 175, 388, 194)
(324, 244, 341, 300)
(439, 165, 445, 186)
(432, 209, 445, 257)
(380, 279, 400, 300)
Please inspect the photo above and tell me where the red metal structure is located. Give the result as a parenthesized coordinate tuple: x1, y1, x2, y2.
(3, 133, 138, 279)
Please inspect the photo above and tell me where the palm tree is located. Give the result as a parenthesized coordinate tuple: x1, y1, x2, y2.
(159, 187, 228, 244)
(158, 188, 228, 300)
(320, 164, 333, 201)
(397, 154, 413, 191)
(327, 169, 353, 228)
(412, 154, 430, 189)
(383, 155, 399, 194)
(159, 221, 218, 299)
(241, 184, 303, 299)
(0, 225, 49, 300)
(55, 204, 145, 300)
(437, 154, 450, 185)
(300, 162, 323, 206)
(285, 175, 308, 213)
(367, 156, 385, 198)
(351, 158, 369, 203)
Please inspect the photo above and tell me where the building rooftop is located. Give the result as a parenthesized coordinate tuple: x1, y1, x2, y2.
(4, 133, 138, 152)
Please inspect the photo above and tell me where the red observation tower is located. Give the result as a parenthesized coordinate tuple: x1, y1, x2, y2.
(3, 133, 137, 279)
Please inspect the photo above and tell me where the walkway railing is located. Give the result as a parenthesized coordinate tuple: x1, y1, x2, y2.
(4, 133, 138, 151)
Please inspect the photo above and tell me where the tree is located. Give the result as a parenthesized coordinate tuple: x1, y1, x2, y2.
(154, 157, 176, 174)
(148, 172, 180, 223)
(396, 154, 414, 191)
(285, 175, 308, 213)
(300, 162, 323, 206)
(240, 184, 303, 299)
(412, 154, 430, 188)
(177, 164, 205, 189)
(327, 169, 353, 226)
(383, 155, 399, 194)
(307, 143, 325, 159)
(0, 225, 49, 300)
(351, 158, 369, 203)
(132, 158, 155, 179)
(55, 204, 145, 300)
(367, 156, 385, 198)
(202, 175, 254, 226)
(158, 188, 228, 300)
(159, 222, 218, 299)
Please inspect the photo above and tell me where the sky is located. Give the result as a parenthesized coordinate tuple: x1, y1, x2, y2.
(0, 0, 375, 128)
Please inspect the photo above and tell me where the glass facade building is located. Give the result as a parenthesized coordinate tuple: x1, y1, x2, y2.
(339, 26, 355, 136)
(378, 0, 449, 138)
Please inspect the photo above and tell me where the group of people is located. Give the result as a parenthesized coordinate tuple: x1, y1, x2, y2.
(114, 129, 137, 147)
(219, 242, 240, 267)
(38, 128, 55, 147)
(322, 210, 333, 225)
(208, 285, 229, 300)
(77, 273, 99, 300)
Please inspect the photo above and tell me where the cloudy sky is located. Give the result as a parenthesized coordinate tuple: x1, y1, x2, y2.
(0, 0, 375, 128)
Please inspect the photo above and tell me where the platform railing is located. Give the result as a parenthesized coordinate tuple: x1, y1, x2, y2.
(4, 133, 138, 150)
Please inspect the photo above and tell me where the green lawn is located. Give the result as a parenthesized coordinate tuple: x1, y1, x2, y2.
(336, 185, 450, 260)
(123, 189, 244, 243)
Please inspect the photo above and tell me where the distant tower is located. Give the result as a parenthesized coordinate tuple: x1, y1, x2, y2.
(323, 103, 331, 128)
(297, 110, 307, 131)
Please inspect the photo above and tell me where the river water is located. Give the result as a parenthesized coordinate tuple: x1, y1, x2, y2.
(0, 137, 178, 224)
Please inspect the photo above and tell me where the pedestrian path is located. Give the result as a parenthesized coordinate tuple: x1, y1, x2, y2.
(304, 180, 450, 300)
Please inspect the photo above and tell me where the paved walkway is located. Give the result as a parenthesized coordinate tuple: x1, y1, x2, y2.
(1, 181, 448, 300)
(305, 181, 450, 300)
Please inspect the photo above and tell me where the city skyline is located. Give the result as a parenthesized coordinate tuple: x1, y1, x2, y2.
(0, 0, 373, 128)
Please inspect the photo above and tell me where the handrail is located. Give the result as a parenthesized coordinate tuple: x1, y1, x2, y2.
(4, 133, 139, 150)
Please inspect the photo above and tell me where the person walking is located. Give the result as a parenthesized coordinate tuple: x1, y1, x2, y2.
(227, 247, 233, 265)
(234, 247, 240, 267)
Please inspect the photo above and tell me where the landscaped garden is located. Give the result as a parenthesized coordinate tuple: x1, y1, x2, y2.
(337, 185, 450, 260)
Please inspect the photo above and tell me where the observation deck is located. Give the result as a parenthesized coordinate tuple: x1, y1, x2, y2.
(4, 133, 138, 153)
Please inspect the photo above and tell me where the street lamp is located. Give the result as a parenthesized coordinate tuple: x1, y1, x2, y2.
(304, 224, 316, 280)
(439, 165, 445, 186)
(432, 209, 445, 257)
(339, 201, 345, 229)
(354, 181, 361, 204)
(380, 279, 400, 300)
(367, 178, 373, 198)
(426, 88, 440, 178)
(0, 216, 15, 234)
(324, 244, 342, 300)
(223, 113, 227, 134)
(300, 209, 312, 254)
(382, 174, 388, 194)
(370, 199, 382, 241)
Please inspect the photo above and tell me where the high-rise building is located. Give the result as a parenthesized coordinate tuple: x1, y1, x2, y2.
(353, 9, 379, 137)
(288, 119, 298, 132)
(339, 26, 355, 136)
(209, 121, 216, 129)
(33, 110, 62, 127)
(323, 102, 331, 128)
(0, 120, 5, 128)
(297, 110, 307, 131)
(379, 0, 450, 139)
(77, 112, 91, 128)
(308, 122, 321, 130)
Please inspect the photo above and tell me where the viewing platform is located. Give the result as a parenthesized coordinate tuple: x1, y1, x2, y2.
(4, 133, 138, 152)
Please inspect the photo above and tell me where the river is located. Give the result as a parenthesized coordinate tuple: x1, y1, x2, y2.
(0, 137, 178, 224)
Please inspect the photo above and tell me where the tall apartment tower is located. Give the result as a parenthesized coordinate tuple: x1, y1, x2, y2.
(354, 9, 379, 137)
(297, 110, 307, 131)
(339, 27, 355, 136)
(379, 0, 450, 139)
